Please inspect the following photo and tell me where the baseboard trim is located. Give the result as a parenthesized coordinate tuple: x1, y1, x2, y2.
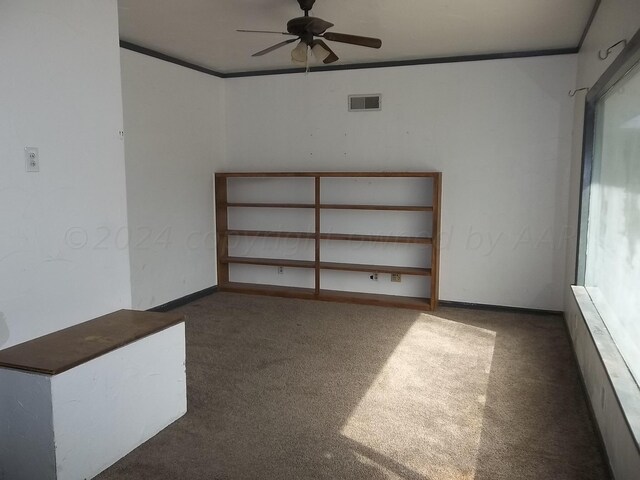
(439, 300, 562, 316)
(148, 286, 218, 313)
(146, 289, 559, 316)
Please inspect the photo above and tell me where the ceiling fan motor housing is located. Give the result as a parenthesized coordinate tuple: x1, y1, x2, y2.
(287, 17, 315, 37)
(297, 0, 316, 12)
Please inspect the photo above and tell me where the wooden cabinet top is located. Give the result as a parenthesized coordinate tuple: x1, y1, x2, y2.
(0, 310, 185, 375)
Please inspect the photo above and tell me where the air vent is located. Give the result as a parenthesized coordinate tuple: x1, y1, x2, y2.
(349, 94, 381, 112)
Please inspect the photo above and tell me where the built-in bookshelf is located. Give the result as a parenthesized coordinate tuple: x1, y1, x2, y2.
(215, 172, 441, 310)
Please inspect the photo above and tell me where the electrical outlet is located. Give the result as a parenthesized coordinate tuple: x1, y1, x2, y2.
(25, 147, 39, 172)
(277, 266, 284, 274)
(391, 273, 402, 282)
(369, 273, 378, 281)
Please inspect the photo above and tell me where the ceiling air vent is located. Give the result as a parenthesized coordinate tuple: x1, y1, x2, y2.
(349, 94, 381, 112)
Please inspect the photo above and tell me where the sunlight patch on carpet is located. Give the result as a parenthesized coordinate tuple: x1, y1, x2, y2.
(340, 313, 496, 480)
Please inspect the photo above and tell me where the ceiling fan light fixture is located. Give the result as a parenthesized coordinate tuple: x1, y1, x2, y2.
(291, 41, 308, 65)
(311, 40, 339, 64)
(311, 42, 330, 62)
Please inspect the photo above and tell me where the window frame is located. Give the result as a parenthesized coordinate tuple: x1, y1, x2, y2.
(576, 27, 640, 284)
(574, 27, 640, 454)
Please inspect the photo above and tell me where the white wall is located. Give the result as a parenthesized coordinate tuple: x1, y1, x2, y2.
(0, 0, 131, 349)
(225, 56, 577, 310)
(120, 50, 226, 310)
(564, 1, 640, 478)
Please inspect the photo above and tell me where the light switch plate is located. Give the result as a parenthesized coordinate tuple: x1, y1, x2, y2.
(25, 147, 39, 172)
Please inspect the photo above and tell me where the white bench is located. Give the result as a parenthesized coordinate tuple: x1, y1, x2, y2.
(0, 310, 187, 480)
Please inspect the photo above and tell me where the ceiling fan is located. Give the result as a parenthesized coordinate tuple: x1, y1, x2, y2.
(237, 0, 382, 66)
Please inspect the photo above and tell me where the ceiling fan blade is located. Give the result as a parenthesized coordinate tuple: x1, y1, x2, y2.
(311, 40, 339, 64)
(252, 38, 299, 57)
(237, 29, 296, 35)
(322, 32, 382, 49)
(306, 18, 334, 35)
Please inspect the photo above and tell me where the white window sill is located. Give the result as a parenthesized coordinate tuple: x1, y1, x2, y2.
(572, 285, 640, 451)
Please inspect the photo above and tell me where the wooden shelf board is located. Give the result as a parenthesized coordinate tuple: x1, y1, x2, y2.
(221, 257, 315, 269)
(224, 230, 316, 240)
(320, 204, 433, 212)
(226, 203, 315, 209)
(222, 257, 429, 275)
(320, 233, 432, 244)
(220, 282, 316, 299)
(219, 282, 432, 310)
(216, 172, 440, 178)
(319, 289, 431, 310)
(320, 262, 431, 276)
(225, 203, 432, 211)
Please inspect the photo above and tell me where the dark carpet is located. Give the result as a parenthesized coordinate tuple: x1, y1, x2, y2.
(97, 292, 609, 480)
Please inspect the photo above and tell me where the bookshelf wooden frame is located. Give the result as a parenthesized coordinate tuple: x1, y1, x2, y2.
(215, 172, 442, 310)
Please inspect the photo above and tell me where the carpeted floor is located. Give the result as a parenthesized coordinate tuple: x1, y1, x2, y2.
(97, 293, 610, 480)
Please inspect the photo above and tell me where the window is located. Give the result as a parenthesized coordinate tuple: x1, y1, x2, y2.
(578, 31, 640, 385)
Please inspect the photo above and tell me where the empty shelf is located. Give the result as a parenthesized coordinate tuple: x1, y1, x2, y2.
(320, 262, 431, 276)
(320, 233, 432, 244)
(220, 282, 316, 299)
(219, 283, 431, 310)
(319, 289, 431, 310)
(221, 257, 315, 269)
(222, 258, 429, 275)
(226, 203, 315, 209)
(224, 230, 316, 239)
(320, 204, 433, 212)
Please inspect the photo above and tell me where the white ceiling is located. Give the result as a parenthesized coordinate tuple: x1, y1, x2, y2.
(117, 0, 596, 74)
